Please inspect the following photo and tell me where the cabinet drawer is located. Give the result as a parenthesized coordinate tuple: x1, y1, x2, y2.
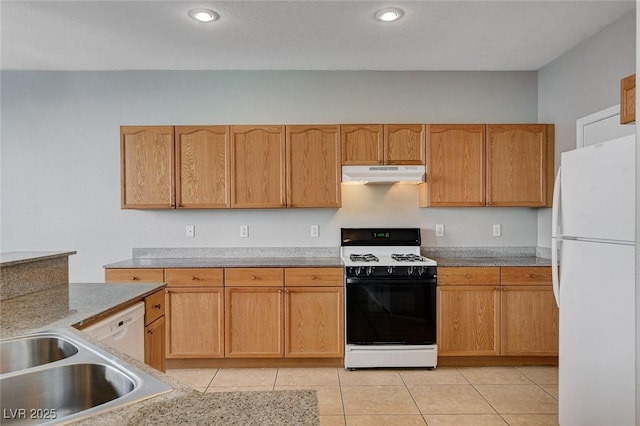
(225, 268, 284, 287)
(438, 267, 500, 285)
(144, 290, 165, 326)
(165, 268, 224, 287)
(285, 268, 343, 287)
(105, 268, 164, 283)
(501, 267, 552, 285)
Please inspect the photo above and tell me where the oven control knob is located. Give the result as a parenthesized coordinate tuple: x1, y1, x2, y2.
(418, 266, 425, 275)
(366, 266, 373, 276)
(408, 266, 414, 275)
(387, 266, 394, 274)
(356, 267, 362, 276)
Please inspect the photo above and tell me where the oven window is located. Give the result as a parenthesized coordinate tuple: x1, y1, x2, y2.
(346, 282, 436, 345)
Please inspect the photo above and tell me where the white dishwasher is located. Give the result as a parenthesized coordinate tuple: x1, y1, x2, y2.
(83, 301, 145, 362)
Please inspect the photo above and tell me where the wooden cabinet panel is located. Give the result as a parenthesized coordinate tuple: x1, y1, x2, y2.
(175, 126, 230, 208)
(225, 287, 284, 358)
(437, 267, 500, 286)
(384, 124, 425, 165)
(285, 287, 344, 358)
(144, 290, 165, 325)
(284, 268, 343, 287)
(225, 268, 284, 287)
(620, 74, 635, 124)
(121, 126, 175, 209)
(166, 288, 224, 358)
(145, 316, 166, 372)
(500, 267, 552, 285)
(486, 124, 554, 207)
(164, 268, 224, 287)
(420, 124, 485, 207)
(105, 268, 164, 283)
(286, 125, 341, 208)
(501, 285, 559, 356)
(341, 124, 384, 165)
(230, 125, 286, 208)
(437, 286, 500, 356)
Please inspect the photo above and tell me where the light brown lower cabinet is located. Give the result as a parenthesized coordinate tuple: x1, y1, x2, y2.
(438, 266, 558, 357)
(145, 316, 166, 372)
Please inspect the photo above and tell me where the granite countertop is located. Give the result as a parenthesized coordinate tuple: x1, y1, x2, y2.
(0, 250, 77, 267)
(432, 256, 552, 267)
(104, 256, 344, 269)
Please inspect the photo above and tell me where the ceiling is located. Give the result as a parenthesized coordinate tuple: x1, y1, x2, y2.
(1, 1, 635, 71)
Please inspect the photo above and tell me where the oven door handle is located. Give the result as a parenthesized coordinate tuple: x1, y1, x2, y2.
(346, 278, 436, 285)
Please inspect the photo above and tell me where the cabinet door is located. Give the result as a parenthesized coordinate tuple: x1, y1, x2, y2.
(166, 288, 224, 358)
(121, 126, 175, 209)
(175, 126, 230, 208)
(437, 286, 500, 355)
(341, 124, 384, 165)
(420, 124, 485, 207)
(286, 125, 341, 208)
(225, 287, 284, 357)
(145, 315, 166, 372)
(230, 125, 285, 208)
(384, 124, 425, 165)
(285, 287, 344, 358)
(105, 268, 164, 283)
(486, 124, 554, 207)
(501, 285, 559, 356)
(620, 74, 635, 124)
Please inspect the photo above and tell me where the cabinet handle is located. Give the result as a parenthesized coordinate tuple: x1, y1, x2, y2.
(131, 276, 139, 281)
(530, 274, 537, 278)
(251, 275, 257, 280)
(279, 289, 283, 294)
(154, 304, 161, 309)
(488, 202, 493, 205)
(495, 286, 500, 291)
(192, 276, 199, 280)
(147, 329, 154, 335)
(465, 274, 472, 278)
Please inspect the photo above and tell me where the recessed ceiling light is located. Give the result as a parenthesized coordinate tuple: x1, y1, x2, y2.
(375, 7, 404, 22)
(188, 8, 219, 23)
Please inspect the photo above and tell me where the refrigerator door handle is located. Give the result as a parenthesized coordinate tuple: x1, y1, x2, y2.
(551, 166, 561, 307)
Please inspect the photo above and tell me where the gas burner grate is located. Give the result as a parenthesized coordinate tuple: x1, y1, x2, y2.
(391, 253, 426, 262)
(350, 253, 379, 263)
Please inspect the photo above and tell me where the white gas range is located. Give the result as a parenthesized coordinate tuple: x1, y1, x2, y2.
(341, 228, 438, 370)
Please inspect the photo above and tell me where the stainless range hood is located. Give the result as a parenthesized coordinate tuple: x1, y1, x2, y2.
(342, 165, 426, 184)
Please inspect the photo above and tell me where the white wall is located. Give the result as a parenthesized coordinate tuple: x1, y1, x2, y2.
(537, 10, 636, 248)
(1, 70, 540, 282)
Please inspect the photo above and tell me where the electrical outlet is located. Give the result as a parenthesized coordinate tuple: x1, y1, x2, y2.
(310, 225, 319, 238)
(493, 224, 502, 237)
(240, 225, 249, 238)
(186, 225, 195, 238)
(435, 224, 445, 237)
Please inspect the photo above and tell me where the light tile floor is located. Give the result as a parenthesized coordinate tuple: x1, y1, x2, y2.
(166, 366, 559, 426)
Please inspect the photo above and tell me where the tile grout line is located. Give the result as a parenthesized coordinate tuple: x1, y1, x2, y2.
(397, 369, 427, 424)
(336, 367, 347, 425)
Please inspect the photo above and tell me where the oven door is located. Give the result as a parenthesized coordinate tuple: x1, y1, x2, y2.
(346, 278, 436, 345)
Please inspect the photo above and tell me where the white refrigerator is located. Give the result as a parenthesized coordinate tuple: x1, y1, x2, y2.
(551, 134, 636, 425)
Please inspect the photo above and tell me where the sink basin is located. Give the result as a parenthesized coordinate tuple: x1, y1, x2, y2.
(0, 336, 79, 374)
(1, 363, 135, 425)
(0, 329, 171, 425)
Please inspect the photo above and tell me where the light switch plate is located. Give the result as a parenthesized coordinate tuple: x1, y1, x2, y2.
(240, 225, 249, 238)
(186, 225, 195, 238)
(493, 224, 502, 237)
(310, 225, 319, 238)
(435, 224, 444, 237)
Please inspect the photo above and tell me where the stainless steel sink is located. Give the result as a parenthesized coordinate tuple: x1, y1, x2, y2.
(0, 335, 79, 374)
(0, 329, 171, 425)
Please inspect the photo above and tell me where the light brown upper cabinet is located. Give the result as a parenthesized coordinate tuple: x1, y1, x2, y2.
(341, 124, 425, 165)
(230, 125, 286, 208)
(175, 126, 230, 208)
(419, 124, 485, 207)
(620, 74, 635, 124)
(420, 124, 554, 208)
(121, 126, 175, 208)
(486, 124, 554, 207)
(286, 125, 341, 208)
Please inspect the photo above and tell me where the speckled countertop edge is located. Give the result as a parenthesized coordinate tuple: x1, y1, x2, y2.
(0, 251, 77, 267)
(104, 257, 344, 269)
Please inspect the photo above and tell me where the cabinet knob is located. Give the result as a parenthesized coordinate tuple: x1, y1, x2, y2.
(251, 275, 257, 280)
(147, 329, 154, 335)
(465, 274, 472, 279)
(496, 286, 500, 291)
(488, 202, 493, 205)
(530, 274, 537, 278)
(311, 275, 317, 280)
(192, 276, 199, 280)
(154, 304, 161, 309)
(131, 276, 139, 281)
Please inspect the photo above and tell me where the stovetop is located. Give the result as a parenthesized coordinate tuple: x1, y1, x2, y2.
(344, 252, 437, 267)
